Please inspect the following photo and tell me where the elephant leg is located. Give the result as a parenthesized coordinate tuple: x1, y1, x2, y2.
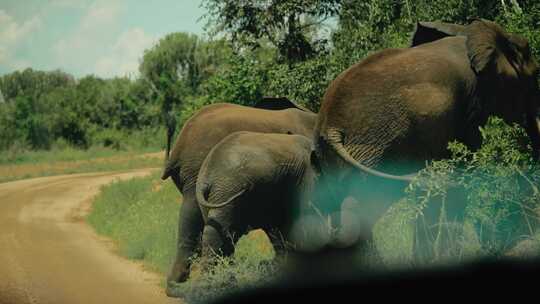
(198, 206, 238, 269)
(336, 196, 371, 247)
(267, 229, 290, 256)
(202, 223, 235, 256)
(311, 172, 347, 232)
(200, 215, 237, 272)
(167, 187, 204, 284)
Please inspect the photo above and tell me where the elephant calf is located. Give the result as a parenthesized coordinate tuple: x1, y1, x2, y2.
(163, 101, 316, 290)
(194, 131, 316, 266)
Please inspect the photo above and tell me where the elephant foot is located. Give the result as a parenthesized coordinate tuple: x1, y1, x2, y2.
(167, 262, 190, 284)
(165, 281, 185, 298)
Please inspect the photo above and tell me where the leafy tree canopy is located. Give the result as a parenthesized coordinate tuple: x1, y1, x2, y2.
(203, 0, 341, 64)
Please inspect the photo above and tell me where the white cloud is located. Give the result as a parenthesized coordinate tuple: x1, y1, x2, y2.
(95, 27, 156, 78)
(49, 0, 90, 9)
(0, 10, 41, 66)
(0, 46, 7, 63)
(80, 0, 121, 31)
(52, 0, 124, 76)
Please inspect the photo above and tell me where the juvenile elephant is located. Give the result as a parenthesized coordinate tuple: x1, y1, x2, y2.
(161, 100, 316, 290)
(194, 131, 316, 269)
(312, 19, 540, 248)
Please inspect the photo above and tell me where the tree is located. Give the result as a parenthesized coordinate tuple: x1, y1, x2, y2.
(0, 69, 76, 149)
(140, 32, 232, 153)
(0, 68, 75, 102)
(140, 32, 200, 149)
(331, 0, 510, 74)
(203, 0, 340, 64)
(202, 54, 268, 106)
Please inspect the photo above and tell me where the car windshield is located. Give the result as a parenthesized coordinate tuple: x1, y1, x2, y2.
(1, 1, 539, 304)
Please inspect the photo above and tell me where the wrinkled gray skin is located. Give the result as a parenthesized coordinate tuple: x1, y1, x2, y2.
(312, 19, 540, 249)
(161, 101, 316, 292)
(194, 132, 315, 270)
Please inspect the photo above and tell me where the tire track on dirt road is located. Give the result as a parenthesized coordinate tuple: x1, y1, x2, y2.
(0, 169, 179, 304)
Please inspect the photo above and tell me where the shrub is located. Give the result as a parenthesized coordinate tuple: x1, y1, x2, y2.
(404, 117, 540, 263)
(90, 128, 126, 151)
(170, 244, 278, 304)
(202, 55, 268, 106)
(88, 172, 180, 274)
(267, 57, 333, 111)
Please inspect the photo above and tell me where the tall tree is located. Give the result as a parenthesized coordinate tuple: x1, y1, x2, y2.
(139, 32, 231, 154)
(203, 0, 341, 64)
(140, 32, 201, 153)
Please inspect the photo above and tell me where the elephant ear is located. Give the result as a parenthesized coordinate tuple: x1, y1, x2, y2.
(254, 96, 314, 112)
(465, 19, 500, 75)
(411, 21, 466, 47)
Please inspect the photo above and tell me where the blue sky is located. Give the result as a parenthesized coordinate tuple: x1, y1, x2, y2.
(0, 0, 206, 78)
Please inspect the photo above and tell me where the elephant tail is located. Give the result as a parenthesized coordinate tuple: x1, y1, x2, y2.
(161, 156, 179, 180)
(196, 182, 247, 209)
(325, 129, 416, 182)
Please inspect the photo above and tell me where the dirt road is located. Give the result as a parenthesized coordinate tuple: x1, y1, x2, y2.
(0, 169, 178, 304)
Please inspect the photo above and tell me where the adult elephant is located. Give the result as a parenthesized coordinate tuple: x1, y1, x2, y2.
(161, 100, 316, 293)
(312, 19, 540, 248)
(194, 131, 317, 270)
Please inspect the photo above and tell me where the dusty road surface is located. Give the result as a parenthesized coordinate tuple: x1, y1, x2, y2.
(0, 169, 178, 304)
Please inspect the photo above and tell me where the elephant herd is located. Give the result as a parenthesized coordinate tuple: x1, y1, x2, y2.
(162, 19, 540, 296)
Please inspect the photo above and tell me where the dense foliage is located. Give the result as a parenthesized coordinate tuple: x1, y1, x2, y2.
(405, 117, 540, 261)
(2, 0, 538, 154)
(0, 70, 161, 151)
(202, 0, 340, 64)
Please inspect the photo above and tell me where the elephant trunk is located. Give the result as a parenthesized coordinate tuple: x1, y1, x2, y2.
(324, 129, 416, 182)
(161, 112, 177, 180)
(164, 112, 177, 165)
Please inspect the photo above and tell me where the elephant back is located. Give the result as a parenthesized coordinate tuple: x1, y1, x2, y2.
(161, 103, 315, 188)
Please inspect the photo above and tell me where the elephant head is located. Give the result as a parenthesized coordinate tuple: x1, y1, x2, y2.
(412, 19, 540, 153)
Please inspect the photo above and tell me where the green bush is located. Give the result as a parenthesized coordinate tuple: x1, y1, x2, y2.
(90, 128, 126, 151)
(171, 254, 278, 304)
(202, 54, 268, 106)
(87, 126, 165, 153)
(403, 117, 540, 262)
(267, 57, 333, 111)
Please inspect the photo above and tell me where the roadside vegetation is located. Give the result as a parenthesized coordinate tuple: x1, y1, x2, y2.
(0, 148, 163, 183)
(374, 117, 540, 267)
(87, 171, 276, 303)
(88, 172, 180, 274)
(0, 126, 164, 183)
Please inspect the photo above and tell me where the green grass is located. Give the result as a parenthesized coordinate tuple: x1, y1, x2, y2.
(0, 144, 160, 165)
(87, 171, 278, 302)
(88, 172, 180, 274)
(0, 125, 166, 183)
(0, 147, 164, 183)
